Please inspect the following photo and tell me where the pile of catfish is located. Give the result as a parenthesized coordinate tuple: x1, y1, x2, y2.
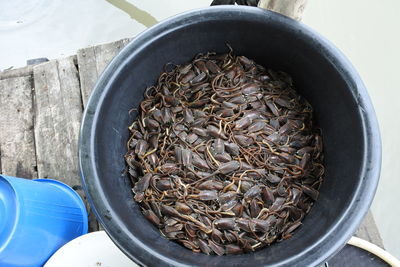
(125, 49, 324, 255)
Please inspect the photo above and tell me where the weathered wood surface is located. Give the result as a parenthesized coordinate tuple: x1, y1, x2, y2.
(0, 39, 384, 248)
(32, 55, 101, 231)
(0, 65, 33, 80)
(33, 56, 82, 183)
(0, 76, 37, 178)
(77, 38, 130, 106)
(258, 0, 308, 21)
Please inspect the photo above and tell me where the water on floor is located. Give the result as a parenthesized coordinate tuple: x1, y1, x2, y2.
(0, 0, 210, 70)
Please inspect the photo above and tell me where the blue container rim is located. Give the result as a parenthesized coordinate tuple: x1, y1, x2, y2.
(35, 178, 89, 234)
(0, 176, 19, 253)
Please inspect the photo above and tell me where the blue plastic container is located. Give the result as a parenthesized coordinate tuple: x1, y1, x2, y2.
(0, 175, 88, 267)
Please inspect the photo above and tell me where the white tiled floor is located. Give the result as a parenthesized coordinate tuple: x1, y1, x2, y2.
(1, 0, 399, 259)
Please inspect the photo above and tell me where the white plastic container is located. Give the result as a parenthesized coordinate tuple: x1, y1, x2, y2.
(44, 231, 137, 267)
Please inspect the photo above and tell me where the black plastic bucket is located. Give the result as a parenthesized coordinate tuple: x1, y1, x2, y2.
(79, 6, 381, 267)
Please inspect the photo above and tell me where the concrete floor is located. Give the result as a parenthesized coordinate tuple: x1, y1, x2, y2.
(1, 0, 399, 259)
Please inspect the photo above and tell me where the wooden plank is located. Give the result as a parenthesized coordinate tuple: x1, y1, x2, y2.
(258, 0, 308, 21)
(0, 76, 37, 178)
(355, 210, 384, 248)
(32, 56, 101, 231)
(77, 38, 130, 107)
(76, 47, 97, 108)
(32, 57, 81, 182)
(0, 65, 33, 80)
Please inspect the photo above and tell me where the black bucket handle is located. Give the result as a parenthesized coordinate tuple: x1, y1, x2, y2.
(211, 0, 259, 6)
